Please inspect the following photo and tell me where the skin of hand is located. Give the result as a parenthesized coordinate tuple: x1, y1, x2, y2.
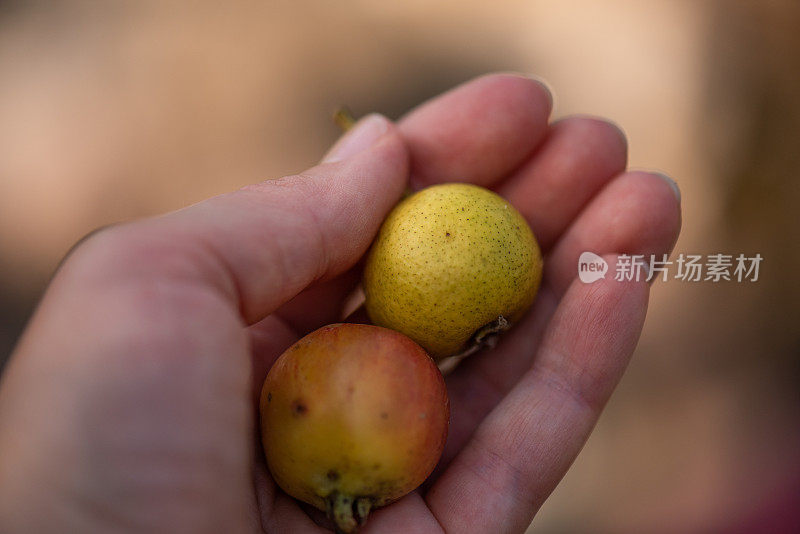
(0, 74, 681, 533)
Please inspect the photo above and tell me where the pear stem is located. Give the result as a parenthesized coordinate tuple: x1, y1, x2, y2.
(438, 315, 510, 374)
(333, 107, 357, 132)
(327, 492, 372, 533)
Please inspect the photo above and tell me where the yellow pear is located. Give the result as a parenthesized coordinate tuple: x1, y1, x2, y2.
(364, 183, 543, 359)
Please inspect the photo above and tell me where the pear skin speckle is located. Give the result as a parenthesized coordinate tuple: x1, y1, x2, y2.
(364, 183, 543, 359)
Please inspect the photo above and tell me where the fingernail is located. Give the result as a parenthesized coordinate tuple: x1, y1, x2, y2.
(323, 113, 390, 163)
(501, 72, 555, 109)
(525, 74, 554, 108)
(652, 171, 681, 204)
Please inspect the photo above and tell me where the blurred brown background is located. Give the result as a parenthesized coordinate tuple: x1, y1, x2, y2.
(1, 1, 798, 532)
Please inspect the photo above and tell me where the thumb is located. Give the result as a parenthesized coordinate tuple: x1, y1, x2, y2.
(69, 113, 409, 324)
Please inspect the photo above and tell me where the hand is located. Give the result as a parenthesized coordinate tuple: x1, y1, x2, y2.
(0, 74, 681, 533)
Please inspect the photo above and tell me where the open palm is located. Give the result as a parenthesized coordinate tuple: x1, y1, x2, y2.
(0, 74, 680, 533)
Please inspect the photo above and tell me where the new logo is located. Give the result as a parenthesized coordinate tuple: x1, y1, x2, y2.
(578, 252, 608, 283)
